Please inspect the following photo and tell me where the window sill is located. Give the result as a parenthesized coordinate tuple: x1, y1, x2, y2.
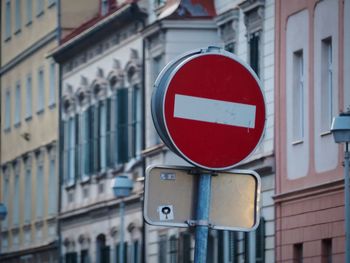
(80, 176, 91, 185)
(4, 127, 11, 133)
(320, 130, 332, 137)
(292, 140, 304, 146)
(48, 1, 56, 8)
(22, 223, 32, 230)
(37, 109, 45, 115)
(14, 122, 21, 128)
(25, 116, 33, 122)
(65, 182, 76, 190)
(25, 21, 32, 27)
(36, 11, 44, 18)
(49, 103, 56, 110)
(14, 28, 21, 35)
(34, 220, 44, 228)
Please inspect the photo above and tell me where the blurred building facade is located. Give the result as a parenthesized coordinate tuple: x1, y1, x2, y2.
(275, 0, 350, 261)
(2, 0, 276, 262)
(0, 0, 101, 262)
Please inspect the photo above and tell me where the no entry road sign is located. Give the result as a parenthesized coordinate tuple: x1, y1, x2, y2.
(152, 47, 266, 170)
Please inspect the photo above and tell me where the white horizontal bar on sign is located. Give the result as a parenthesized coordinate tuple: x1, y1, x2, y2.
(174, 94, 256, 128)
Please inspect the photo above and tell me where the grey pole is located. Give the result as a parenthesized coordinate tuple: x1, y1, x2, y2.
(194, 173, 212, 263)
(345, 143, 350, 263)
(120, 200, 125, 263)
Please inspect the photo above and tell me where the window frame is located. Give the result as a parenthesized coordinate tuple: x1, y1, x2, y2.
(15, 0, 22, 34)
(4, 89, 11, 131)
(292, 50, 305, 143)
(26, 0, 33, 25)
(37, 67, 45, 114)
(26, 74, 33, 121)
(5, 0, 12, 40)
(14, 81, 22, 127)
(320, 37, 333, 134)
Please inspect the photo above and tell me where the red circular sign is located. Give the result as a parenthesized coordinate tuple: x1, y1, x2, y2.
(160, 51, 266, 170)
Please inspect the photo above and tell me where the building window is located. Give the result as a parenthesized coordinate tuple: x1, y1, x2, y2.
(36, 0, 44, 16)
(96, 234, 110, 263)
(293, 243, 303, 263)
(244, 217, 265, 263)
(63, 117, 76, 185)
(151, 55, 164, 145)
(249, 33, 260, 76)
(293, 50, 304, 142)
(131, 240, 140, 263)
(321, 38, 333, 133)
(13, 165, 20, 226)
(2, 171, 9, 228)
(49, 61, 56, 107)
(36, 158, 44, 219)
(37, 68, 45, 113)
(48, 158, 56, 215)
(99, 101, 107, 172)
(158, 235, 167, 263)
(179, 232, 191, 263)
(116, 242, 128, 263)
(26, 74, 33, 120)
(81, 108, 92, 179)
(322, 239, 332, 263)
(5, 0, 11, 40)
(48, 0, 56, 8)
(15, 0, 21, 33)
(26, 0, 33, 24)
(131, 86, 142, 158)
(65, 252, 78, 263)
(24, 159, 32, 223)
(116, 88, 129, 164)
(169, 235, 178, 263)
(100, 0, 109, 15)
(5, 90, 11, 130)
(15, 81, 21, 126)
(228, 231, 238, 262)
(80, 250, 89, 263)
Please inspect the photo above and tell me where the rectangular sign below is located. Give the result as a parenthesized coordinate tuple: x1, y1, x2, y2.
(173, 94, 256, 128)
(144, 165, 261, 231)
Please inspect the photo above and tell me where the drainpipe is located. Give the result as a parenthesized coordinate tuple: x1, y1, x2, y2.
(56, 1, 63, 262)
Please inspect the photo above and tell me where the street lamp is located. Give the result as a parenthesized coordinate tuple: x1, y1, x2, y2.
(112, 175, 133, 263)
(331, 111, 350, 263)
(0, 203, 7, 221)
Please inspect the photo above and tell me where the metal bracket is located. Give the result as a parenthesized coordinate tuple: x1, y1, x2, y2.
(186, 220, 214, 228)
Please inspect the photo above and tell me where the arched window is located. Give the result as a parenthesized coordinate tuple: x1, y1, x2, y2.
(96, 234, 110, 263)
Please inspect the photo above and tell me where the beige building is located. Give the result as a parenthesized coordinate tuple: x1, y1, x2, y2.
(0, 0, 98, 262)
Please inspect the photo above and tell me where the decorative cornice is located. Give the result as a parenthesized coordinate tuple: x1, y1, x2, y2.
(274, 178, 344, 203)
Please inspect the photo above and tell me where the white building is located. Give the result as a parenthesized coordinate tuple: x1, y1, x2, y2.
(52, 0, 275, 262)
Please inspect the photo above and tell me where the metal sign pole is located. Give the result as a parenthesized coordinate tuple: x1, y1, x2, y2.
(194, 173, 212, 263)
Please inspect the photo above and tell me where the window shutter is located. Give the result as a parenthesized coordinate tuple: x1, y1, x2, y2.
(75, 115, 80, 181)
(106, 97, 113, 167)
(249, 34, 260, 76)
(117, 88, 129, 163)
(256, 217, 265, 263)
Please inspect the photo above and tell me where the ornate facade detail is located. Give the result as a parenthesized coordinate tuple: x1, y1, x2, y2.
(62, 84, 76, 115)
(239, 0, 265, 37)
(125, 49, 142, 86)
(215, 8, 239, 52)
(76, 76, 90, 107)
(91, 68, 108, 99)
(108, 59, 125, 90)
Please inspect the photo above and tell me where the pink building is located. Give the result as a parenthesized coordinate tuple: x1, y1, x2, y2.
(275, 0, 350, 262)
